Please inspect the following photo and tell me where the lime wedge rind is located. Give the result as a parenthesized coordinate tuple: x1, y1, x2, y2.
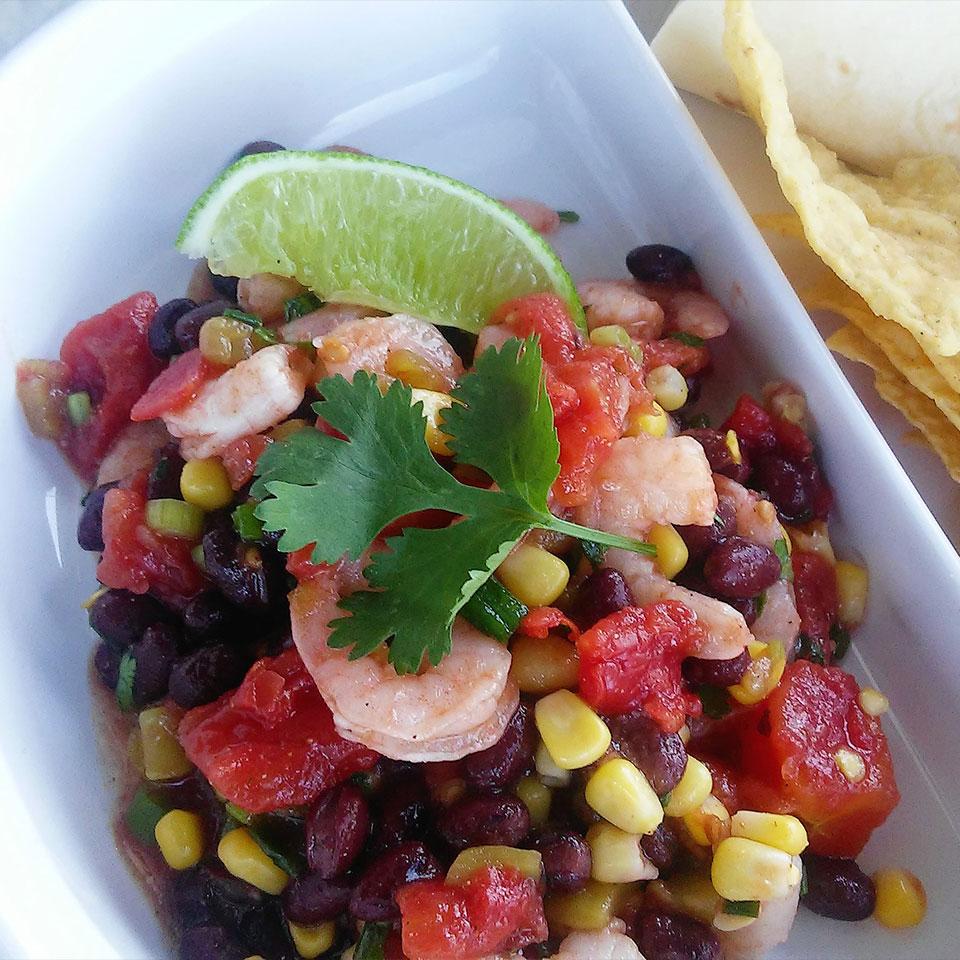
(176, 150, 585, 333)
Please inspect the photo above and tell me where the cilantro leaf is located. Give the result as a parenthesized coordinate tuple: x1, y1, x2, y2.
(774, 537, 793, 581)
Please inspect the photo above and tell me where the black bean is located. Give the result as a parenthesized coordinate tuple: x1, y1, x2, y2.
(703, 536, 781, 599)
(753, 454, 813, 523)
(178, 925, 246, 960)
(570, 568, 635, 629)
(94, 641, 121, 690)
(183, 591, 237, 640)
(535, 831, 591, 892)
(175, 300, 234, 353)
(802, 853, 876, 921)
(169, 643, 247, 709)
(202, 526, 279, 609)
(89, 589, 168, 648)
(349, 842, 442, 921)
(77, 481, 118, 551)
(438, 793, 530, 850)
(626, 244, 694, 285)
(640, 822, 680, 873)
(168, 869, 217, 930)
(373, 776, 429, 852)
(676, 497, 736, 562)
(462, 702, 535, 790)
(130, 623, 179, 706)
(634, 909, 721, 960)
(682, 428, 751, 484)
(230, 140, 286, 163)
(209, 274, 240, 302)
(147, 452, 186, 501)
(607, 711, 687, 795)
(150, 298, 197, 359)
(682, 649, 750, 687)
(305, 783, 370, 877)
(283, 873, 352, 924)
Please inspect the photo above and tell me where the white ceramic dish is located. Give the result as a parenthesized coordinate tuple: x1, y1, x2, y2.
(1, 1, 958, 957)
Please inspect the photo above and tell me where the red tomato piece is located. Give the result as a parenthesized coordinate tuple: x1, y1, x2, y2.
(738, 661, 900, 856)
(179, 648, 379, 813)
(792, 550, 840, 652)
(221, 433, 271, 490)
(397, 865, 547, 960)
(643, 337, 711, 377)
(518, 607, 580, 642)
(57, 292, 164, 481)
(130, 349, 224, 422)
(576, 601, 703, 732)
(490, 293, 582, 366)
(285, 545, 328, 582)
(97, 487, 204, 605)
(772, 415, 814, 462)
(722, 394, 777, 455)
(380, 509, 455, 539)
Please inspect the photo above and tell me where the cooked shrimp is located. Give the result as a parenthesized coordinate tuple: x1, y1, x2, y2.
(237, 273, 307, 324)
(639, 283, 731, 340)
(315, 313, 463, 390)
(280, 303, 387, 345)
(718, 865, 800, 960)
(549, 921, 646, 959)
(578, 279, 665, 341)
(162, 344, 311, 460)
(500, 198, 561, 235)
(290, 571, 518, 762)
(96, 420, 170, 486)
(714, 475, 782, 548)
(576, 436, 717, 537)
(475, 322, 514, 357)
(751, 579, 801, 650)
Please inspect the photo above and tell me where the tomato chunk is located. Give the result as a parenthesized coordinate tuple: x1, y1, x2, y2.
(491, 293, 582, 366)
(221, 432, 271, 490)
(643, 337, 710, 377)
(792, 550, 840, 656)
(397, 865, 547, 960)
(97, 486, 204, 605)
(738, 660, 899, 856)
(130, 348, 224, 422)
(179, 648, 379, 813)
(722, 394, 777, 456)
(576, 601, 703, 732)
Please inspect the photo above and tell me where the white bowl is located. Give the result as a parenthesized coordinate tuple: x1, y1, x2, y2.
(1, 1, 958, 957)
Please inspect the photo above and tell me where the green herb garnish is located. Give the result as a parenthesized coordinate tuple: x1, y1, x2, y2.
(66, 391, 92, 426)
(284, 292, 324, 323)
(224, 801, 253, 825)
(254, 337, 653, 673)
(252, 327, 280, 347)
(756, 590, 767, 618)
(669, 331, 705, 347)
(116, 650, 137, 711)
(773, 537, 793, 581)
(556, 210, 580, 223)
(223, 307, 262, 327)
(579, 539, 608, 568)
(125, 787, 167, 845)
(795, 632, 825, 665)
(232, 502, 264, 542)
(830, 621, 851, 660)
(355, 921, 390, 960)
(723, 899, 761, 918)
(698, 684, 731, 719)
(685, 412, 711, 429)
(461, 578, 528, 644)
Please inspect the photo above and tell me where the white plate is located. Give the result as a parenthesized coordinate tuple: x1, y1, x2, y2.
(0, 1, 958, 957)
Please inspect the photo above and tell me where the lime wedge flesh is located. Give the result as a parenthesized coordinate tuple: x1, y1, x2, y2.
(177, 151, 585, 333)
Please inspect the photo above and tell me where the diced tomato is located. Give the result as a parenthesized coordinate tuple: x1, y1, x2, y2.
(518, 606, 580, 641)
(397, 865, 547, 960)
(642, 337, 711, 377)
(130, 349, 225, 422)
(722, 394, 777, 456)
(56, 292, 164, 481)
(576, 601, 703, 732)
(545, 370, 579, 421)
(179, 648, 379, 813)
(737, 661, 900, 856)
(772, 415, 814, 462)
(792, 550, 839, 654)
(490, 293, 582, 366)
(285, 544, 327, 582)
(221, 433, 271, 490)
(97, 487, 204, 605)
(380, 509, 455, 539)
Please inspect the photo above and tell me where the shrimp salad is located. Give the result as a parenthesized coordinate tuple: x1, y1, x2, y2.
(17, 142, 922, 960)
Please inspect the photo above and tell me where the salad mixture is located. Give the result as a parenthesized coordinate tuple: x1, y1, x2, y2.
(17, 141, 924, 960)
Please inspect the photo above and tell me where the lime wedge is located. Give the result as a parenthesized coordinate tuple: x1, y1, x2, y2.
(177, 151, 584, 333)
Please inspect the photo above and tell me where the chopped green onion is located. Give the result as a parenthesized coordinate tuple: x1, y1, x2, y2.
(659, 790, 672, 806)
(589, 324, 642, 361)
(232, 502, 264, 542)
(355, 922, 390, 960)
(252, 327, 280, 348)
(223, 307, 262, 327)
(66, 391, 92, 426)
(116, 651, 137, 711)
(579, 539, 608, 568)
(224, 801, 254, 825)
(685, 412, 711, 429)
(284, 292, 323, 323)
(145, 498, 205, 539)
(773, 538, 793, 581)
(723, 899, 761, 918)
(670, 331, 705, 347)
(191, 544, 206, 570)
(556, 210, 580, 223)
(125, 786, 167, 844)
(461, 578, 528, 644)
(830, 622, 851, 660)
(698, 684, 731, 719)
(794, 632, 825, 665)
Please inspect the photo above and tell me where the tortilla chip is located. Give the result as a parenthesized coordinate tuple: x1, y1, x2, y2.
(828, 325, 960, 481)
(724, 0, 960, 357)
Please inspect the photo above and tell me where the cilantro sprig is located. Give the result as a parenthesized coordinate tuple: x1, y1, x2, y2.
(254, 337, 652, 673)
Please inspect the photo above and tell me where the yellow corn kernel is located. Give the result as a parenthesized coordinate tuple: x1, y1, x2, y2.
(713, 907, 759, 932)
(447, 846, 543, 884)
(728, 640, 787, 706)
(724, 430, 742, 466)
(535, 740, 573, 787)
(647, 870, 720, 924)
(587, 823, 657, 884)
(218, 828, 289, 895)
(244, 956, 267, 960)
(535, 690, 611, 770)
(834, 748, 866, 783)
(199, 315, 255, 367)
(409, 388, 454, 456)
(497, 544, 570, 608)
(385, 348, 449, 391)
(711, 837, 801, 901)
(516, 776, 552, 828)
(683, 794, 730, 847)
(646, 365, 688, 412)
(154, 809, 205, 870)
(269, 418, 309, 442)
(663, 757, 713, 817)
(625, 401, 668, 438)
(746, 639, 767, 658)
(785, 521, 833, 563)
(648, 523, 689, 579)
(589, 325, 642, 361)
(509, 633, 579, 695)
(545, 879, 630, 932)
(872, 868, 926, 929)
(585, 758, 663, 835)
(835, 560, 869, 626)
(288, 920, 336, 959)
(858, 687, 889, 717)
(180, 458, 234, 511)
(730, 811, 808, 856)
(139, 706, 192, 782)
